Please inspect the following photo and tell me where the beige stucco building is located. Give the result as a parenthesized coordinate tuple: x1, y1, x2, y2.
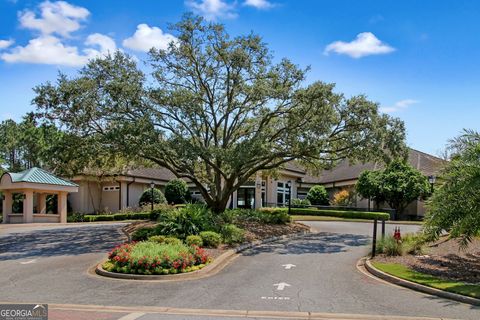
(67, 149, 445, 219)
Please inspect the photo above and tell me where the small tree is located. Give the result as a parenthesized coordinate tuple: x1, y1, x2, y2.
(331, 189, 353, 206)
(306, 185, 329, 205)
(424, 130, 480, 247)
(356, 170, 384, 209)
(139, 188, 166, 207)
(356, 160, 430, 216)
(165, 179, 191, 204)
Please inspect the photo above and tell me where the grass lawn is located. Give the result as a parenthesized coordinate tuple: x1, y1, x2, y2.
(372, 261, 480, 299)
(292, 215, 422, 225)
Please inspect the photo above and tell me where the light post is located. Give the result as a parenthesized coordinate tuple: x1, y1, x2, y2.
(428, 175, 436, 194)
(150, 181, 155, 211)
(286, 181, 292, 215)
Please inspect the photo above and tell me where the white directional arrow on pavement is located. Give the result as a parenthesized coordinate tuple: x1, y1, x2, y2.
(20, 259, 37, 265)
(273, 282, 291, 291)
(282, 264, 296, 270)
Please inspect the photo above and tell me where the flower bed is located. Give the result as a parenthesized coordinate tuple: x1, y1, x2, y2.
(103, 241, 211, 275)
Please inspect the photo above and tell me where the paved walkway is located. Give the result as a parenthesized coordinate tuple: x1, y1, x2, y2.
(0, 221, 478, 319)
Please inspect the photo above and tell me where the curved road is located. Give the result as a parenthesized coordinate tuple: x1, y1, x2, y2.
(0, 221, 478, 320)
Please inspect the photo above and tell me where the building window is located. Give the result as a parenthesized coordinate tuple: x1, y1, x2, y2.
(103, 186, 119, 192)
(276, 181, 290, 206)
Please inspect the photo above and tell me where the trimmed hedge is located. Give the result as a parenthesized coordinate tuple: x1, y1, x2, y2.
(263, 207, 390, 221)
(84, 211, 153, 222)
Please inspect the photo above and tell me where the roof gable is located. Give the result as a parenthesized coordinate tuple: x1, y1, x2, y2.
(8, 167, 78, 187)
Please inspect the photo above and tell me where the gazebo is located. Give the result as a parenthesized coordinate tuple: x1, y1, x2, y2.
(0, 167, 78, 224)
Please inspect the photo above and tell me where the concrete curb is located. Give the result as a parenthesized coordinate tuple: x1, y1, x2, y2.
(95, 229, 311, 282)
(364, 258, 480, 306)
(0, 301, 453, 320)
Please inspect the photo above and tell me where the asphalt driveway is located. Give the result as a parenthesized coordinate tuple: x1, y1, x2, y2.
(0, 221, 478, 320)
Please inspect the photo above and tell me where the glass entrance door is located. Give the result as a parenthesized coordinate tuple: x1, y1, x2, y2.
(237, 188, 255, 209)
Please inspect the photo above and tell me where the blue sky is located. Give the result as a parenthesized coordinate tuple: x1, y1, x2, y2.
(1, 0, 479, 156)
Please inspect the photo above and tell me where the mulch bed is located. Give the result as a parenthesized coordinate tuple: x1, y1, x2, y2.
(375, 237, 480, 284)
(235, 220, 310, 243)
(121, 220, 310, 256)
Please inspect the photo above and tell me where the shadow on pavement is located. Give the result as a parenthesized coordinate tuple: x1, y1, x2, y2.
(242, 232, 370, 256)
(0, 226, 126, 261)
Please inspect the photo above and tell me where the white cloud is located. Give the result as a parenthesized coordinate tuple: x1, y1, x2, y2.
(380, 99, 419, 113)
(84, 33, 117, 55)
(1, 34, 116, 67)
(324, 32, 395, 58)
(244, 0, 275, 9)
(186, 0, 237, 20)
(19, 1, 90, 37)
(0, 39, 14, 49)
(122, 24, 177, 52)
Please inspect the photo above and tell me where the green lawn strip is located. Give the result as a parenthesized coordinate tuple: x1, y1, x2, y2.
(372, 261, 480, 299)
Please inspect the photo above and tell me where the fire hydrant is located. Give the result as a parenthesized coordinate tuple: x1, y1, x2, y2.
(393, 227, 402, 241)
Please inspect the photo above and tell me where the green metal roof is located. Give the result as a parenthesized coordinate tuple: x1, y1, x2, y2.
(8, 167, 78, 187)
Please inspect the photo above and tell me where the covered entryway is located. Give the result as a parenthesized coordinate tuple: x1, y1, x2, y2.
(0, 167, 78, 224)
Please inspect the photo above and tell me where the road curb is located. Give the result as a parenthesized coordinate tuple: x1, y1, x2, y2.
(363, 258, 480, 306)
(0, 301, 453, 320)
(95, 229, 311, 281)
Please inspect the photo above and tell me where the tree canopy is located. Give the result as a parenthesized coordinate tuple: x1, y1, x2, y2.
(356, 160, 430, 216)
(33, 14, 406, 213)
(0, 113, 62, 172)
(423, 130, 480, 247)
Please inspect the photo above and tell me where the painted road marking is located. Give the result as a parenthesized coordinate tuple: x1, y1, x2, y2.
(273, 282, 291, 290)
(20, 259, 37, 265)
(261, 296, 291, 300)
(282, 264, 296, 269)
(117, 312, 146, 320)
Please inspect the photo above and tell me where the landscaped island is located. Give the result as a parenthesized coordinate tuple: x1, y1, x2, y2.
(100, 204, 310, 276)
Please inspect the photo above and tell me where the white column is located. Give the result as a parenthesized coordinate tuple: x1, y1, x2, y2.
(120, 181, 128, 210)
(255, 174, 262, 209)
(58, 192, 68, 223)
(23, 190, 34, 223)
(38, 193, 47, 214)
(2, 191, 12, 223)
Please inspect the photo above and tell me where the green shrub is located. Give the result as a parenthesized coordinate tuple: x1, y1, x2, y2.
(139, 188, 167, 207)
(113, 213, 128, 221)
(221, 224, 245, 244)
(402, 233, 427, 255)
(200, 231, 222, 248)
(156, 204, 215, 238)
(256, 208, 292, 224)
(132, 227, 156, 241)
(285, 208, 390, 221)
(165, 179, 191, 204)
(306, 185, 329, 205)
(67, 212, 85, 222)
(292, 198, 311, 208)
(377, 236, 403, 256)
(164, 237, 183, 246)
(148, 235, 167, 243)
(186, 235, 203, 247)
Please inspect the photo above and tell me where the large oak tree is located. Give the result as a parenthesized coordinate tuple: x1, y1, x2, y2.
(34, 15, 406, 213)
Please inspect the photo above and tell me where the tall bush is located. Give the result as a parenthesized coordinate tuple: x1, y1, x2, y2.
(306, 185, 329, 205)
(139, 188, 166, 207)
(165, 179, 191, 204)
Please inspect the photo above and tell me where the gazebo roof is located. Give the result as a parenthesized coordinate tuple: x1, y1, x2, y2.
(8, 167, 78, 187)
